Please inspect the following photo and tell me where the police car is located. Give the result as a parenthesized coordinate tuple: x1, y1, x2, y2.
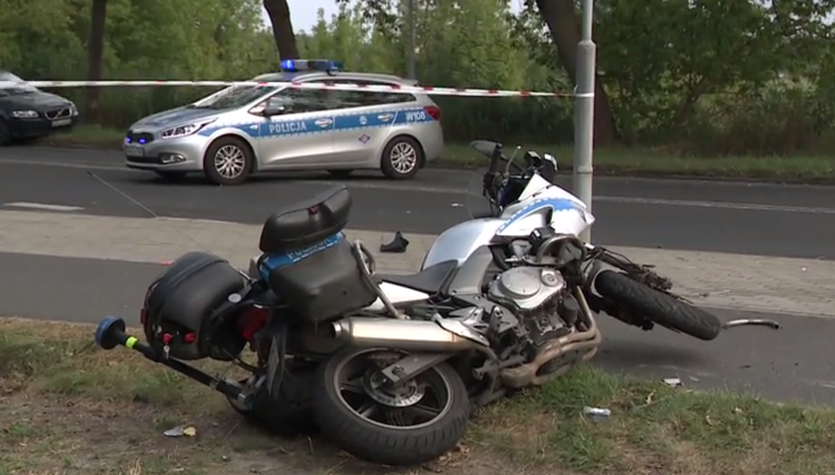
(123, 60, 445, 185)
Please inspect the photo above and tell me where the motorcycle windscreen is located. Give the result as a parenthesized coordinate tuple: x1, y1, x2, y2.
(465, 142, 499, 219)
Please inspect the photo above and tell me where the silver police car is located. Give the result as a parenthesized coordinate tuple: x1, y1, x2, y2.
(123, 60, 445, 185)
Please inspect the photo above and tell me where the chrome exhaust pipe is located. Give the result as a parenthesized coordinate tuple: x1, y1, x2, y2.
(331, 317, 482, 352)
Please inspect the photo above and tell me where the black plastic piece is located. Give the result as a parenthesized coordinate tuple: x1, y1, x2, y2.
(266, 238, 377, 323)
(144, 251, 247, 360)
(378, 259, 458, 295)
(259, 185, 352, 253)
(96, 316, 128, 350)
(380, 231, 410, 253)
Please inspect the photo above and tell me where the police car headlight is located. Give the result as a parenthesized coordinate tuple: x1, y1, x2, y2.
(160, 119, 216, 140)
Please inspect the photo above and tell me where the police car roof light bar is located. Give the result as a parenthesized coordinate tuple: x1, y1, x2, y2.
(279, 59, 344, 73)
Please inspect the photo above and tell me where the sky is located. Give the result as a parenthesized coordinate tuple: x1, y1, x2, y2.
(263, 1, 526, 32)
(281, 0, 337, 32)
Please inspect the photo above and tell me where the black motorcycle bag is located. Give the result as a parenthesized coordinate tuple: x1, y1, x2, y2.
(261, 234, 377, 324)
(143, 251, 247, 360)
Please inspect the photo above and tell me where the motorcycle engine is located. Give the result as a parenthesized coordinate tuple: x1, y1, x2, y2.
(487, 267, 577, 345)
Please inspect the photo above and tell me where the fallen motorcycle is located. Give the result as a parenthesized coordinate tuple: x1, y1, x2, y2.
(94, 140, 729, 466)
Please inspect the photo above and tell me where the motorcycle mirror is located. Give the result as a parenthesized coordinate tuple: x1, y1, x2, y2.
(470, 140, 501, 159)
(540, 153, 558, 183)
(543, 153, 558, 171)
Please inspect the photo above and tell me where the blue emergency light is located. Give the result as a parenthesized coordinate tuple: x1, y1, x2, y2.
(279, 59, 344, 73)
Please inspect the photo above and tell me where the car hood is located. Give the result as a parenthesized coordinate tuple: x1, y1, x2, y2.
(130, 107, 221, 132)
(0, 89, 73, 110)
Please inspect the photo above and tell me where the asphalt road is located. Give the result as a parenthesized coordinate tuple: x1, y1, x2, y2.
(2, 146, 835, 259)
(1, 250, 829, 406)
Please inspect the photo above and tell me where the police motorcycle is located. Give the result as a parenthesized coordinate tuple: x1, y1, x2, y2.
(93, 140, 722, 467)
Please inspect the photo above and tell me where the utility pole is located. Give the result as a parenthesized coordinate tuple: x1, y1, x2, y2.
(405, 0, 416, 79)
(574, 0, 596, 242)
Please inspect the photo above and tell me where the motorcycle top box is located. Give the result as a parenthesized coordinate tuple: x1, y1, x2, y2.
(259, 185, 351, 253)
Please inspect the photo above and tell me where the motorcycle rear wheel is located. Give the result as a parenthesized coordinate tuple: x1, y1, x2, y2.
(312, 347, 471, 466)
(594, 270, 722, 341)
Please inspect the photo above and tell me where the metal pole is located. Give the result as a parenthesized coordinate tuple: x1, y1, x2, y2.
(406, 0, 417, 79)
(574, 0, 596, 242)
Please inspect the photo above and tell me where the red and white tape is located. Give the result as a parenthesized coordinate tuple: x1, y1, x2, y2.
(0, 79, 590, 98)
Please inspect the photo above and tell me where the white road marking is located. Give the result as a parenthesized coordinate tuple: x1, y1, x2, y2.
(0, 157, 130, 172)
(4, 202, 85, 212)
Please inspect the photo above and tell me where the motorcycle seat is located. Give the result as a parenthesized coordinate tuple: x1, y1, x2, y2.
(377, 259, 458, 295)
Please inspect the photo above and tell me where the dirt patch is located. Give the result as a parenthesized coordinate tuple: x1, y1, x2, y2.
(0, 393, 551, 475)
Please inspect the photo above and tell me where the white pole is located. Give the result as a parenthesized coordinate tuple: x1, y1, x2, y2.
(573, 0, 596, 242)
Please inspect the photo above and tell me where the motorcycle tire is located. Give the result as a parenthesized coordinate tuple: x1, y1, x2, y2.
(594, 270, 722, 341)
(312, 347, 471, 466)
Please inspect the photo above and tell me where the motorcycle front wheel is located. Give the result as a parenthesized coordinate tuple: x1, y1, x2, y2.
(594, 270, 722, 341)
(312, 347, 471, 466)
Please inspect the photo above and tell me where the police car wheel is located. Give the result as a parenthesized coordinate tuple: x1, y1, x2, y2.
(0, 119, 11, 146)
(203, 137, 253, 186)
(381, 136, 422, 180)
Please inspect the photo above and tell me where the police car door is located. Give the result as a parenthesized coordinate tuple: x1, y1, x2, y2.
(254, 87, 336, 169)
(329, 80, 410, 166)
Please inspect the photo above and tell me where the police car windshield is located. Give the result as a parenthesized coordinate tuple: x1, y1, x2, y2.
(192, 84, 278, 110)
(0, 71, 37, 95)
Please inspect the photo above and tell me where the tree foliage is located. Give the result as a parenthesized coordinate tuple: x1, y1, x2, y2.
(1, 0, 833, 155)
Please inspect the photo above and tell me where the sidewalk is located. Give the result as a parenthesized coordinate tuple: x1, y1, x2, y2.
(0, 209, 832, 318)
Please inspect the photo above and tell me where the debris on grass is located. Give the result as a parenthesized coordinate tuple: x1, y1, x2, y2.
(164, 425, 198, 438)
(662, 377, 683, 388)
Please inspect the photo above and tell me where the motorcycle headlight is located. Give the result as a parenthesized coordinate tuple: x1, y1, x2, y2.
(160, 119, 216, 140)
(11, 110, 38, 119)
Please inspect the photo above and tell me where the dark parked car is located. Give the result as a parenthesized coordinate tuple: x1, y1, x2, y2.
(0, 70, 79, 146)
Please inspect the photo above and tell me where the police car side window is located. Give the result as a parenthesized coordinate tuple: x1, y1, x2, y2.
(269, 88, 329, 113)
(330, 80, 416, 109)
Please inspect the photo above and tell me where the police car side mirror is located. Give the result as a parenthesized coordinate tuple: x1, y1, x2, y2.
(262, 104, 287, 117)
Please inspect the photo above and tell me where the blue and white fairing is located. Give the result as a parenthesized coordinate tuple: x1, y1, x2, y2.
(421, 172, 594, 270)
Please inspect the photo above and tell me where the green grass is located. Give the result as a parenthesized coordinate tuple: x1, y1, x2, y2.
(2, 317, 834, 475)
(43, 125, 835, 182)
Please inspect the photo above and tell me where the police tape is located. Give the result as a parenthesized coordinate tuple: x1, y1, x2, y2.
(0, 79, 591, 98)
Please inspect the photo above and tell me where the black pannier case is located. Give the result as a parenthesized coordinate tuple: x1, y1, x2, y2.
(258, 185, 377, 323)
(143, 251, 247, 360)
(263, 235, 378, 323)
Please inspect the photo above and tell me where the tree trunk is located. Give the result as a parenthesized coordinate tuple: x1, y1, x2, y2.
(263, 0, 300, 60)
(534, 0, 618, 146)
(85, 0, 107, 123)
